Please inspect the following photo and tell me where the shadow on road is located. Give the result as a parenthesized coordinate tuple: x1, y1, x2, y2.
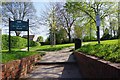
(59, 54, 82, 79)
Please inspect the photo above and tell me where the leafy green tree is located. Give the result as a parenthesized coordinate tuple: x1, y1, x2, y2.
(118, 2, 120, 47)
(109, 18, 118, 38)
(74, 26, 82, 39)
(64, 2, 116, 43)
(56, 27, 67, 44)
(83, 36, 96, 42)
(37, 36, 43, 42)
(101, 28, 111, 40)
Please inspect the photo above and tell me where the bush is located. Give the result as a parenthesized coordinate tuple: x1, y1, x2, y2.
(2, 35, 9, 50)
(101, 34, 112, 40)
(29, 40, 40, 47)
(11, 36, 27, 48)
(83, 36, 96, 42)
(36, 36, 43, 42)
(2, 35, 39, 50)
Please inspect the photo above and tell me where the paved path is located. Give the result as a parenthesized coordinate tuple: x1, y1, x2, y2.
(24, 47, 82, 79)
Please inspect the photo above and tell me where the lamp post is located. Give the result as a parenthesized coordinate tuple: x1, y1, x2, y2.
(96, 14, 100, 44)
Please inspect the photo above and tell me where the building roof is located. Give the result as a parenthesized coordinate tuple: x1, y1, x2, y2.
(22, 35, 35, 40)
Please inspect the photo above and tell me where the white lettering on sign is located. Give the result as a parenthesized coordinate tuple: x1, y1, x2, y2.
(17, 21, 21, 23)
(10, 20, 28, 31)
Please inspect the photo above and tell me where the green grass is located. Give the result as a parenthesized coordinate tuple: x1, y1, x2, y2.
(77, 43, 120, 63)
(83, 39, 118, 45)
(1, 51, 45, 64)
(30, 43, 74, 51)
(2, 47, 26, 52)
(1, 43, 73, 63)
(2, 39, 118, 63)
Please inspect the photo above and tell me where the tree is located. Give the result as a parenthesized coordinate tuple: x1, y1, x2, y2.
(40, 2, 79, 43)
(2, 2, 36, 36)
(37, 36, 43, 42)
(118, 2, 120, 46)
(109, 18, 118, 38)
(56, 27, 67, 44)
(40, 2, 61, 46)
(74, 26, 82, 39)
(101, 28, 112, 40)
(64, 2, 116, 43)
(57, 8, 78, 42)
(0, 1, 2, 24)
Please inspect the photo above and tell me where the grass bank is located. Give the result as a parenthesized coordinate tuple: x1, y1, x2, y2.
(1, 51, 45, 63)
(83, 39, 118, 45)
(77, 39, 120, 63)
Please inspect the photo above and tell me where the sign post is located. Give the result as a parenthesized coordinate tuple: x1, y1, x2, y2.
(96, 14, 100, 44)
(27, 19, 29, 51)
(9, 18, 11, 52)
(9, 18, 29, 52)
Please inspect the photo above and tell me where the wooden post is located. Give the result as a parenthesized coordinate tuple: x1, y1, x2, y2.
(27, 19, 29, 51)
(9, 18, 11, 52)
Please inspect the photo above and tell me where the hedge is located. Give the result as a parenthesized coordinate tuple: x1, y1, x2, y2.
(2, 35, 40, 50)
(29, 40, 40, 47)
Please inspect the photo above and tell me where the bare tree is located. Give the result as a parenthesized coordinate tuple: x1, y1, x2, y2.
(57, 8, 77, 42)
(2, 2, 36, 36)
(40, 2, 78, 43)
(40, 2, 60, 46)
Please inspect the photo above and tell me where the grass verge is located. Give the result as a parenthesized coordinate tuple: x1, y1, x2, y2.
(83, 39, 118, 45)
(30, 43, 74, 51)
(1, 43, 73, 63)
(1, 51, 45, 64)
(76, 44, 120, 63)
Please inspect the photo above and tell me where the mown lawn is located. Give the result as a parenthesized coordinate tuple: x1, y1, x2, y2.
(2, 40, 119, 63)
(30, 43, 74, 51)
(77, 39, 120, 63)
(82, 39, 118, 45)
(1, 43, 74, 63)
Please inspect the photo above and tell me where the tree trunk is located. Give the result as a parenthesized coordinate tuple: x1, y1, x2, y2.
(111, 29, 112, 37)
(68, 32, 71, 43)
(53, 32, 56, 45)
(90, 27, 92, 41)
(103, 26, 105, 34)
(118, 27, 120, 38)
(113, 30, 115, 37)
(50, 31, 53, 47)
(15, 31, 21, 36)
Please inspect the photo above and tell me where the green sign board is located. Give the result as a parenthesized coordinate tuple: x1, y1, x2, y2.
(10, 20, 28, 31)
(9, 19, 29, 52)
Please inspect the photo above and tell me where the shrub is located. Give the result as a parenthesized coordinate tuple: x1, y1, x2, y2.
(36, 36, 43, 42)
(2, 35, 9, 50)
(2, 35, 39, 50)
(29, 40, 40, 47)
(11, 36, 27, 48)
(83, 36, 96, 42)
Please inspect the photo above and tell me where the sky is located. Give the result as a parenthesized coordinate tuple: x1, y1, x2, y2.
(32, 2, 49, 41)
